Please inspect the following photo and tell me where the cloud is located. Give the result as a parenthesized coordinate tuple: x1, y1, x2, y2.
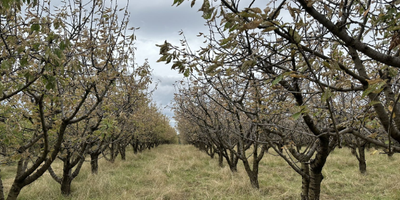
(150, 75, 181, 117)
(126, 0, 208, 120)
(129, 0, 206, 39)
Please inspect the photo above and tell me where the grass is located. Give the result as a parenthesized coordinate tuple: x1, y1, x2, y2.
(1, 145, 399, 199)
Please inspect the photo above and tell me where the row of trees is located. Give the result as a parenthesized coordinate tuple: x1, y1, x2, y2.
(160, 0, 400, 199)
(0, 0, 176, 199)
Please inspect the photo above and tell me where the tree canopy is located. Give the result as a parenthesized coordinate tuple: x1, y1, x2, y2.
(0, 1, 177, 199)
(159, 0, 400, 199)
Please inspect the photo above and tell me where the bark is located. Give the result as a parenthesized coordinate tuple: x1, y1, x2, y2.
(249, 172, 259, 189)
(307, 135, 330, 200)
(138, 143, 144, 152)
(301, 163, 310, 200)
(90, 153, 100, 174)
(147, 142, 154, 150)
(206, 145, 215, 158)
(229, 165, 237, 172)
(107, 141, 120, 163)
(48, 151, 85, 196)
(240, 144, 265, 189)
(59, 158, 85, 196)
(133, 144, 138, 154)
(119, 144, 126, 161)
(218, 151, 224, 167)
(357, 145, 367, 174)
(242, 159, 259, 189)
(110, 143, 116, 163)
(309, 170, 323, 200)
(60, 175, 72, 196)
(229, 149, 239, 172)
(221, 148, 238, 172)
(6, 182, 22, 200)
(0, 145, 5, 156)
(0, 170, 4, 200)
(351, 147, 357, 156)
(48, 166, 62, 184)
(132, 137, 139, 154)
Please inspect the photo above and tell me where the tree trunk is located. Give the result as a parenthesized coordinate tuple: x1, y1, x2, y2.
(147, 142, 153, 150)
(110, 143, 116, 163)
(138, 143, 144, 152)
(242, 159, 259, 189)
(218, 151, 224, 168)
(90, 153, 100, 174)
(301, 163, 310, 200)
(132, 138, 139, 154)
(119, 145, 126, 160)
(109, 142, 120, 163)
(307, 135, 330, 200)
(206, 145, 215, 158)
(60, 175, 72, 196)
(309, 169, 323, 200)
(357, 145, 367, 174)
(248, 171, 259, 189)
(0, 170, 4, 200)
(133, 144, 138, 154)
(6, 182, 22, 200)
(0, 145, 6, 157)
(351, 147, 357, 156)
(228, 150, 238, 172)
(229, 163, 237, 172)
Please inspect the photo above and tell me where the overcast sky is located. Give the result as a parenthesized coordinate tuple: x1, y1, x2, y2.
(127, 0, 207, 126)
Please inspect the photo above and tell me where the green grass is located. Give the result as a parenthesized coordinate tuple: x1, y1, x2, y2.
(1, 145, 399, 199)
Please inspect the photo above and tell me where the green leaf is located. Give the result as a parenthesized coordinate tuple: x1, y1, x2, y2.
(24, 72, 34, 81)
(54, 48, 64, 59)
(43, 75, 56, 90)
(321, 88, 333, 102)
(206, 64, 219, 74)
(33, 43, 40, 51)
(271, 74, 283, 86)
(224, 22, 232, 30)
(220, 38, 230, 46)
(173, 0, 184, 6)
(241, 60, 256, 72)
(243, 19, 262, 29)
(31, 24, 40, 32)
(184, 68, 190, 77)
(288, 27, 301, 44)
(1, 60, 11, 70)
(2, 0, 12, 9)
(157, 55, 168, 62)
(368, 101, 381, 106)
(199, 0, 214, 20)
(262, 26, 277, 32)
(271, 71, 293, 86)
(59, 41, 66, 50)
(292, 112, 302, 120)
(292, 105, 307, 120)
(20, 57, 28, 67)
(362, 79, 387, 98)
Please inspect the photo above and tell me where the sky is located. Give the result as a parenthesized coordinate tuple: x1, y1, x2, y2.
(128, 0, 207, 126)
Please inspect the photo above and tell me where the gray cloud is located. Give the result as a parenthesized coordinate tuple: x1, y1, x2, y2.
(129, 0, 205, 38)
(150, 76, 181, 115)
(127, 0, 208, 122)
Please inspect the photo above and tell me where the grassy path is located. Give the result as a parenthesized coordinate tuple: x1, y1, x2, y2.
(2, 145, 400, 199)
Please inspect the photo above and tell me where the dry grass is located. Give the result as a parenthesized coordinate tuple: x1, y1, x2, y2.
(1, 145, 399, 199)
